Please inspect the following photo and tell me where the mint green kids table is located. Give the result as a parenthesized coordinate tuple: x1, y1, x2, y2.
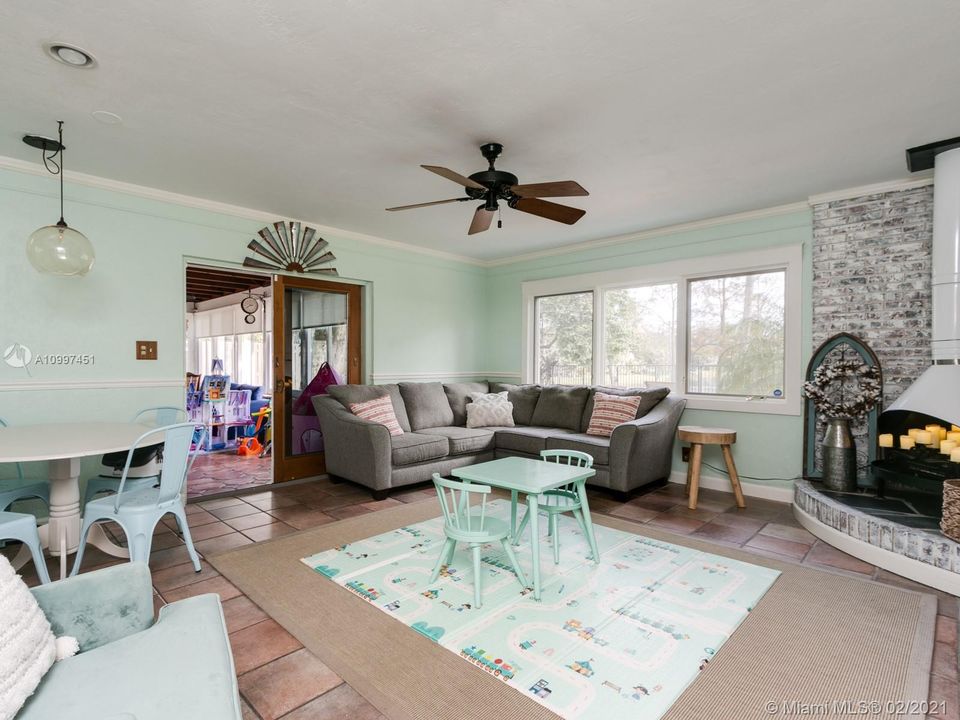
(452, 456, 598, 600)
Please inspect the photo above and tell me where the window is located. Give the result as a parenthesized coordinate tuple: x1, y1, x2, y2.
(687, 271, 785, 397)
(534, 292, 593, 385)
(603, 283, 678, 389)
(522, 245, 802, 415)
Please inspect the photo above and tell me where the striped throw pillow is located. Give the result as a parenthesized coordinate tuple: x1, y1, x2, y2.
(349, 395, 404, 436)
(586, 392, 643, 437)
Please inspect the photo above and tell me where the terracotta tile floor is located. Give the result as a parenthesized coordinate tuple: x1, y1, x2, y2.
(188, 451, 273, 498)
(10, 479, 960, 719)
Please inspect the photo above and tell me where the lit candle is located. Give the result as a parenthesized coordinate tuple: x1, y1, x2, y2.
(878, 434, 894, 448)
(941, 441, 958, 455)
(908, 428, 923, 439)
(951, 448, 960, 463)
(915, 430, 932, 445)
(900, 436, 916, 450)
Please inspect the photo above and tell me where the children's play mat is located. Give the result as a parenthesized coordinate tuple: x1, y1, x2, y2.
(302, 499, 780, 720)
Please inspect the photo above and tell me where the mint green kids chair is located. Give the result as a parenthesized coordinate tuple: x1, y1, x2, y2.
(514, 450, 597, 564)
(72, 422, 201, 576)
(0, 417, 50, 512)
(0, 511, 50, 584)
(429, 474, 528, 609)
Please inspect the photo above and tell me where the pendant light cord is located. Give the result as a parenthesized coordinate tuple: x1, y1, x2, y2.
(57, 120, 65, 225)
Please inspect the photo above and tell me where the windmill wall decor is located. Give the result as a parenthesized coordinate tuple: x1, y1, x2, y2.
(242, 221, 338, 275)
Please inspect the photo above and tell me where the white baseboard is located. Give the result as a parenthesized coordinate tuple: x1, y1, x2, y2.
(667, 469, 794, 503)
(794, 504, 960, 595)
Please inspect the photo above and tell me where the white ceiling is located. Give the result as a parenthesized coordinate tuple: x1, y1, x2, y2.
(2, 1, 958, 261)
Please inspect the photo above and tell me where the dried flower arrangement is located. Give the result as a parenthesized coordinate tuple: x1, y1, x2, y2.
(803, 358, 882, 419)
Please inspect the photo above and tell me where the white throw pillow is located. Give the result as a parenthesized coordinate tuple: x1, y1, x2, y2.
(0, 554, 57, 720)
(468, 391, 509, 406)
(466, 400, 515, 428)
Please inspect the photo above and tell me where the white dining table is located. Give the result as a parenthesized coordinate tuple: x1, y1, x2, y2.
(0, 422, 156, 579)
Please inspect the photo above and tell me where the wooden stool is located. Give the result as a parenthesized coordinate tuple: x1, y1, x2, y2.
(678, 425, 745, 510)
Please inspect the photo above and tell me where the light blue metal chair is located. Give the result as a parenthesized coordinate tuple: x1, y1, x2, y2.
(1, 511, 51, 584)
(0, 417, 50, 512)
(72, 422, 201, 576)
(514, 450, 595, 564)
(83, 406, 188, 506)
(429, 474, 527, 609)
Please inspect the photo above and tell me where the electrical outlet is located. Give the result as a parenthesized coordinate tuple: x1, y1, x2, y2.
(136, 340, 158, 360)
(681, 446, 690, 462)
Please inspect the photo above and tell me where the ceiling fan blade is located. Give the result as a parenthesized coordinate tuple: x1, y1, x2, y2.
(514, 198, 586, 225)
(468, 207, 494, 235)
(510, 180, 589, 198)
(385, 198, 464, 211)
(421, 165, 486, 190)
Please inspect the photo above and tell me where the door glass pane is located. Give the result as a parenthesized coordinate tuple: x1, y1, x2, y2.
(534, 292, 593, 385)
(687, 270, 786, 396)
(603, 283, 678, 388)
(283, 288, 349, 457)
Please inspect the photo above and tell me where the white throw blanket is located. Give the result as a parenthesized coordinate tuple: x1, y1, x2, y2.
(0, 555, 76, 720)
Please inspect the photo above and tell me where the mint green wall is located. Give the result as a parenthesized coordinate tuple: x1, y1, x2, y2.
(484, 210, 814, 482)
(0, 166, 486, 490)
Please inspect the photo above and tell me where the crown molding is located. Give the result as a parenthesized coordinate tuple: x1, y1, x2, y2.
(483, 201, 811, 268)
(0, 155, 485, 267)
(807, 173, 934, 206)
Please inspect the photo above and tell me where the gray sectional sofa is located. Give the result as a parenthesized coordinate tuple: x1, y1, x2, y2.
(313, 381, 685, 500)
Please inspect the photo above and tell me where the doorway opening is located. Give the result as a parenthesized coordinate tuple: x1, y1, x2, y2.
(185, 265, 273, 498)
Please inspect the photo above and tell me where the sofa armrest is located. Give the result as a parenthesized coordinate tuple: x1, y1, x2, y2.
(608, 395, 687, 492)
(30, 562, 155, 653)
(314, 395, 393, 490)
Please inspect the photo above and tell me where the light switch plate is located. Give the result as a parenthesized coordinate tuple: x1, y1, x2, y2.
(136, 340, 158, 360)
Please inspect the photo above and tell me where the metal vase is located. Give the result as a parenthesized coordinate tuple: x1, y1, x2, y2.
(821, 417, 857, 492)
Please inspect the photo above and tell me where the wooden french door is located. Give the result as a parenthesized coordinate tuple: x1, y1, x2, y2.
(272, 275, 362, 482)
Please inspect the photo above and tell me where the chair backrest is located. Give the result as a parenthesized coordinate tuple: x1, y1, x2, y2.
(132, 406, 188, 427)
(0, 417, 23, 480)
(432, 474, 492, 533)
(115, 423, 195, 511)
(541, 449, 594, 468)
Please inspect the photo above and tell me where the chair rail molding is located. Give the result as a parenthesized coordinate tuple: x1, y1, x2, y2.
(0, 378, 185, 392)
(370, 371, 522, 383)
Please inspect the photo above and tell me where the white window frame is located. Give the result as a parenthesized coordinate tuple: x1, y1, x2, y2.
(521, 245, 803, 416)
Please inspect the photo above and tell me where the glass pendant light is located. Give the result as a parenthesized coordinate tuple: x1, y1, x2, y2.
(24, 121, 95, 276)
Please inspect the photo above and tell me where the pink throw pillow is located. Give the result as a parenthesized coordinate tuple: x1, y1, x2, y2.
(349, 396, 404, 436)
(586, 392, 643, 437)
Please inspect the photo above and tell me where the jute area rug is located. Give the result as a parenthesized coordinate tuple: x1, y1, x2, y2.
(209, 500, 937, 720)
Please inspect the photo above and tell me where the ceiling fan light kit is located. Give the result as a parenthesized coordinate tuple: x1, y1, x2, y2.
(386, 142, 588, 235)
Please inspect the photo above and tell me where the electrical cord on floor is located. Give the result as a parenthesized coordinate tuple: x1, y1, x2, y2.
(700, 461, 801, 483)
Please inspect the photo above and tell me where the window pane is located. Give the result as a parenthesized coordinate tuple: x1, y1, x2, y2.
(687, 271, 786, 396)
(603, 283, 677, 388)
(535, 292, 593, 385)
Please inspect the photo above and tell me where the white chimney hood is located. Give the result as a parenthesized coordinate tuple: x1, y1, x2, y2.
(887, 142, 960, 427)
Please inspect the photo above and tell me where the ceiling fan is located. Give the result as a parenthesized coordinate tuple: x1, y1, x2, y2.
(386, 143, 588, 235)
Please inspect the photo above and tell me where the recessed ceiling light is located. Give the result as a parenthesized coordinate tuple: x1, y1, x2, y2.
(91, 110, 123, 125)
(44, 42, 97, 69)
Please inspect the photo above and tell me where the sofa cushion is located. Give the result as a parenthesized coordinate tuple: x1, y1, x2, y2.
(530, 385, 590, 431)
(18, 595, 240, 720)
(328, 384, 411, 432)
(490, 383, 542, 425)
(494, 426, 574, 455)
(579, 386, 671, 432)
(443, 382, 489, 426)
(545, 433, 611, 466)
(349, 396, 404, 436)
(417, 426, 496, 455)
(390, 432, 449, 466)
(399, 382, 455, 431)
